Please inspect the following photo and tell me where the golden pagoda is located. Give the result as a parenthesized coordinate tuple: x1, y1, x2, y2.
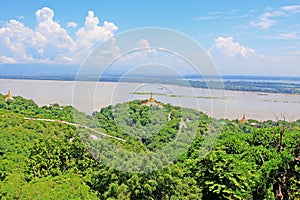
(141, 93, 162, 108)
(5, 90, 14, 101)
(149, 93, 155, 102)
(239, 114, 248, 124)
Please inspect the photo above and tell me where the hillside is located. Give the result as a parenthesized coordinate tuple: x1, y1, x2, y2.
(0, 94, 299, 199)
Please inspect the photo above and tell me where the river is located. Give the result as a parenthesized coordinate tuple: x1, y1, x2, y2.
(1, 79, 300, 121)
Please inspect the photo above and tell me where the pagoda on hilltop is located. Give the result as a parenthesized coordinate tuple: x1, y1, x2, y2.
(5, 90, 14, 101)
(141, 93, 162, 108)
(239, 114, 248, 124)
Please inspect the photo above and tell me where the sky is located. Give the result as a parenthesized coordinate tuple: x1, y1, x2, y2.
(1, 0, 300, 76)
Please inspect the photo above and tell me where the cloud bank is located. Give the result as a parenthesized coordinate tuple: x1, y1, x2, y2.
(0, 7, 118, 64)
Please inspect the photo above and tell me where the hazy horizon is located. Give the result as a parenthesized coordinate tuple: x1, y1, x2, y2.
(1, 64, 300, 78)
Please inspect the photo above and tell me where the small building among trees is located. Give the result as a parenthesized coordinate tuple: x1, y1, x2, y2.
(5, 90, 14, 101)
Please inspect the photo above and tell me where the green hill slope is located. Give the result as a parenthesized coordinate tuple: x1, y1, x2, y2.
(0, 94, 299, 199)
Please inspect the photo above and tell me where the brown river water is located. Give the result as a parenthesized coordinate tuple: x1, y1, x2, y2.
(1, 79, 300, 121)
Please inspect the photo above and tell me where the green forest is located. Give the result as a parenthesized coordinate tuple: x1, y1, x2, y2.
(0, 93, 299, 199)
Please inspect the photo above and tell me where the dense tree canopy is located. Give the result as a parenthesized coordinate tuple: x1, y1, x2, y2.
(0, 94, 299, 199)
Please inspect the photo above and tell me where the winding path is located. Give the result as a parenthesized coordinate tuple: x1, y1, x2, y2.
(24, 113, 187, 143)
(24, 117, 126, 142)
(167, 112, 188, 142)
(175, 118, 187, 142)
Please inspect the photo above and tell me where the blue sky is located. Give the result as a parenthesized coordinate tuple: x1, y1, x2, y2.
(1, 0, 300, 76)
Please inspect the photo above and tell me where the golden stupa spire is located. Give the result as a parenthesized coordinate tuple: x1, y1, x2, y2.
(239, 114, 248, 124)
(7, 90, 12, 98)
(5, 90, 14, 101)
(149, 92, 155, 102)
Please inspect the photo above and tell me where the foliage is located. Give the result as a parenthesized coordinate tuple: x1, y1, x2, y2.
(0, 94, 299, 199)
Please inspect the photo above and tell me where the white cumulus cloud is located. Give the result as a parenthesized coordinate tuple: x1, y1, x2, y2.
(135, 38, 157, 55)
(0, 19, 45, 62)
(76, 10, 118, 54)
(209, 36, 255, 58)
(136, 38, 151, 48)
(35, 7, 77, 62)
(67, 21, 77, 28)
(0, 7, 118, 64)
(36, 7, 54, 23)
